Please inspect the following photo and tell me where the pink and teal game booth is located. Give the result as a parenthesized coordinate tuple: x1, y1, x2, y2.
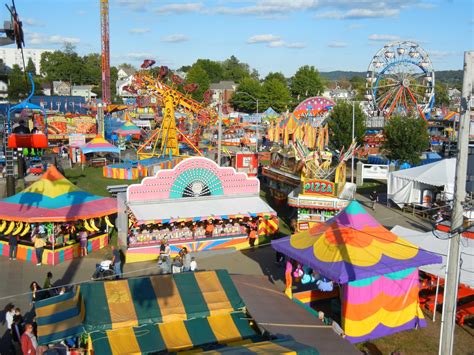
(126, 157, 278, 263)
(0, 166, 117, 265)
(272, 201, 441, 343)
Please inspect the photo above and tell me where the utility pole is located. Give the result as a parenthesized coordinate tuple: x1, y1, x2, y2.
(217, 98, 222, 166)
(255, 99, 259, 153)
(351, 101, 355, 183)
(439, 51, 473, 355)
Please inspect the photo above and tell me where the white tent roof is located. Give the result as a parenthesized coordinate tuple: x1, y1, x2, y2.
(390, 158, 456, 187)
(391, 225, 474, 288)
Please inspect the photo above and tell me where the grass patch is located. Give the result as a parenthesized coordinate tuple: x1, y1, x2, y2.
(63, 166, 139, 196)
(356, 179, 387, 196)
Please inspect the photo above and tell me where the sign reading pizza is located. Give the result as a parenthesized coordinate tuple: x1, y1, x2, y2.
(303, 179, 336, 197)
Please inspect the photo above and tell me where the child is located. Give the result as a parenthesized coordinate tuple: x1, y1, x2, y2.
(190, 257, 197, 271)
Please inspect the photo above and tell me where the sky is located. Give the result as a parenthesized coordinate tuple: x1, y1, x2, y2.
(10, 0, 474, 77)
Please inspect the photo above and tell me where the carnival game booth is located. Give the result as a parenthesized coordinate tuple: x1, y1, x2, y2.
(103, 156, 185, 180)
(34, 270, 318, 354)
(272, 201, 442, 343)
(126, 157, 278, 263)
(0, 166, 116, 265)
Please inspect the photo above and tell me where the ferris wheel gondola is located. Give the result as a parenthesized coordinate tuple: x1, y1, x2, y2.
(366, 40, 435, 120)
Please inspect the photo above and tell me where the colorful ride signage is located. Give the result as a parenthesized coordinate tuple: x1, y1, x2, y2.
(303, 179, 336, 197)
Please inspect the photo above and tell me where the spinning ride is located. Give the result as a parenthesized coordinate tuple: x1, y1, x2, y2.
(366, 41, 435, 120)
(125, 62, 217, 159)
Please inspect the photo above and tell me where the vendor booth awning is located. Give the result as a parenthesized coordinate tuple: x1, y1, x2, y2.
(391, 225, 474, 288)
(129, 195, 276, 224)
(272, 201, 441, 284)
(0, 166, 117, 222)
(81, 135, 120, 154)
(388, 158, 456, 207)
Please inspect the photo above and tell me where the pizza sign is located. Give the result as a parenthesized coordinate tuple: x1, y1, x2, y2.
(303, 179, 336, 196)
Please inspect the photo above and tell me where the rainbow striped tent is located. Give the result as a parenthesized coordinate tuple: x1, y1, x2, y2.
(272, 201, 442, 343)
(0, 166, 117, 222)
(81, 135, 120, 154)
(114, 121, 142, 137)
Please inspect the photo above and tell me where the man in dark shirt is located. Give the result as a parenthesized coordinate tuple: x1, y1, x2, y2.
(12, 120, 30, 134)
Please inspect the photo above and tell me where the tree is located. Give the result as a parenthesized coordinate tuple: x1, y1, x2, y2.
(290, 65, 324, 100)
(8, 64, 29, 102)
(40, 47, 84, 84)
(382, 115, 430, 164)
(349, 76, 365, 101)
(222, 55, 257, 82)
(435, 82, 450, 107)
(81, 53, 101, 85)
(26, 58, 37, 75)
(327, 100, 366, 150)
(185, 65, 210, 101)
(118, 63, 136, 72)
(193, 59, 224, 83)
(261, 77, 292, 113)
(231, 78, 262, 112)
(265, 72, 287, 86)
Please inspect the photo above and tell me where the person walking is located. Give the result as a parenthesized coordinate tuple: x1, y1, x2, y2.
(21, 324, 38, 355)
(369, 190, 378, 211)
(182, 247, 191, 272)
(43, 271, 55, 297)
(5, 303, 15, 332)
(248, 227, 258, 249)
(111, 245, 121, 279)
(8, 234, 18, 260)
(33, 234, 46, 266)
(30, 281, 43, 305)
(79, 228, 88, 257)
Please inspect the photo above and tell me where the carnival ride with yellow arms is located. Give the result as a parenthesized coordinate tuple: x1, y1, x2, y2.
(124, 61, 217, 159)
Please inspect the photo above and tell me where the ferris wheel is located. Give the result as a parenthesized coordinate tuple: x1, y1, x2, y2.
(366, 41, 435, 120)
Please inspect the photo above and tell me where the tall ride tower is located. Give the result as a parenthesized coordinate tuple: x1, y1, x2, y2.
(100, 0, 111, 103)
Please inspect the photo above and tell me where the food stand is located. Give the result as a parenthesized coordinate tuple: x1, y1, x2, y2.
(0, 166, 116, 265)
(125, 157, 278, 263)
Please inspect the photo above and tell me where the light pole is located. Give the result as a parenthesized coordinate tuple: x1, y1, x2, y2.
(236, 91, 259, 152)
(351, 101, 355, 183)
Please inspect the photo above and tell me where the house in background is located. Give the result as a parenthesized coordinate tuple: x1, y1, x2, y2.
(210, 80, 236, 111)
(52, 81, 71, 96)
(0, 80, 8, 99)
(72, 85, 97, 100)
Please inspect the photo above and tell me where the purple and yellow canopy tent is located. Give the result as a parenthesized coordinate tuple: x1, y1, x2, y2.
(81, 135, 120, 155)
(114, 121, 142, 137)
(272, 201, 442, 343)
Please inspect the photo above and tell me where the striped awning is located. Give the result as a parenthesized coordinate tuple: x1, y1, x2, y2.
(35, 270, 245, 344)
(201, 338, 319, 354)
(35, 287, 85, 345)
(90, 312, 260, 354)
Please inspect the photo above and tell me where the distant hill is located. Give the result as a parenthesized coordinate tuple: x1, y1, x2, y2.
(320, 70, 463, 88)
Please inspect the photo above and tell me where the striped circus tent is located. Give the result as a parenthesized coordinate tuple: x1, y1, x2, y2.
(81, 135, 120, 154)
(35, 270, 245, 344)
(0, 165, 117, 222)
(272, 201, 442, 343)
(90, 312, 260, 354)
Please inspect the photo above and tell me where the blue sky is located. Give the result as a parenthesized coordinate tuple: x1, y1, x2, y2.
(12, 0, 474, 76)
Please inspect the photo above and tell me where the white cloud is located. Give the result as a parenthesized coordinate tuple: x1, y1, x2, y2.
(328, 41, 347, 48)
(155, 2, 204, 14)
(247, 34, 305, 48)
(247, 34, 281, 44)
(26, 32, 80, 45)
(216, 0, 318, 15)
(77, 10, 86, 16)
(428, 50, 462, 58)
(161, 34, 190, 43)
(125, 52, 156, 60)
(129, 28, 151, 34)
(117, 0, 152, 11)
(368, 34, 400, 41)
(316, 8, 399, 19)
(23, 18, 44, 27)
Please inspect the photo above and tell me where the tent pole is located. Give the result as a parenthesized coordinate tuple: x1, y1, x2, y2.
(52, 224, 55, 267)
(433, 275, 440, 322)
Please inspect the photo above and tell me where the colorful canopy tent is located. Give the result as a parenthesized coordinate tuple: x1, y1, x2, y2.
(81, 135, 120, 155)
(0, 166, 117, 222)
(113, 121, 142, 137)
(272, 201, 442, 343)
